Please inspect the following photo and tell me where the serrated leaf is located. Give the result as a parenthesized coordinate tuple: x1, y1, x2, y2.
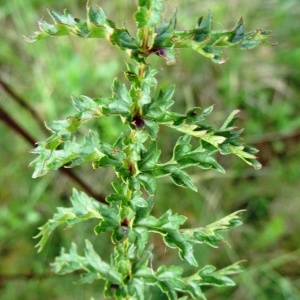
(198, 11, 212, 33)
(136, 210, 186, 232)
(144, 85, 175, 120)
(135, 196, 154, 222)
(108, 78, 131, 115)
(172, 135, 224, 173)
(220, 110, 240, 131)
(48, 8, 75, 25)
(154, 164, 198, 192)
(181, 210, 245, 248)
(106, 193, 127, 203)
(30, 131, 119, 177)
(177, 151, 225, 173)
(71, 94, 109, 118)
(34, 189, 102, 252)
(139, 141, 161, 170)
(185, 105, 214, 126)
(94, 202, 120, 234)
(135, 0, 164, 28)
(135, 210, 198, 266)
(152, 10, 272, 64)
(173, 135, 192, 160)
(127, 278, 148, 300)
(155, 10, 177, 47)
(228, 144, 262, 169)
(198, 261, 243, 287)
(143, 119, 159, 139)
(133, 227, 149, 256)
(137, 172, 156, 195)
(169, 168, 198, 192)
(52, 240, 122, 284)
(230, 17, 245, 43)
(166, 122, 207, 138)
(131, 194, 148, 208)
(156, 265, 183, 281)
(87, 2, 106, 25)
(201, 132, 227, 148)
(163, 231, 198, 266)
(25, 4, 139, 57)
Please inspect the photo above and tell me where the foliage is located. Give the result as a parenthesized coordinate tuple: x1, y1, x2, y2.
(21, 0, 274, 299)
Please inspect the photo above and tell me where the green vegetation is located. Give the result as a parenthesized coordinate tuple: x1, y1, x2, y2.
(1, 1, 300, 299)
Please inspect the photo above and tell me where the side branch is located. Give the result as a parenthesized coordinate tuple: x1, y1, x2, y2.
(0, 102, 106, 204)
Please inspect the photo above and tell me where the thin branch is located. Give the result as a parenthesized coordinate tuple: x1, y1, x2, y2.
(0, 79, 47, 132)
(0, 105, 36, 145)
(0, 272, 54, 282)
(0, 270, 82, 282)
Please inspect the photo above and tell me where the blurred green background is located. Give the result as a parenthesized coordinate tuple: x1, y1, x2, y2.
(1, 0, 299, 299)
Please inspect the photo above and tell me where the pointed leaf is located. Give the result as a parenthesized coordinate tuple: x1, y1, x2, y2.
(34, 189, 102, 252)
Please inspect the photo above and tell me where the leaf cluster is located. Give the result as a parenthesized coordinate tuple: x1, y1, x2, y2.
(25, 1, 271, 64)
(39, 189, 244, 299)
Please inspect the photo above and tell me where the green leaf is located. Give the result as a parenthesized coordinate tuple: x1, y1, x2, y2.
(197, 11, 212, 33)
(227, 144, 262, 169)
(127, 278, 148, 300)
(198, 261, 243, 286)
(135, 196, 154, 223)
(31, 131, 120, 177)
(137, 172, 156, 195)
(173, 135, 224, 173)
(135, 209, 186, 232)
(154, 11, 177, 48)
(52, 240, 123, 284)
(131, 193, 148, 208)
(178, 151, 225, 173)
(180, 210, 245, 248)
(87, 3, 110, 38)
(71, 94, 109, 119)
(165, 119, 207, 138)
(173, 135, 193, 160)
(200, 131, 227, 148)
(105, 78, 131, 115)
(48, 8, 75, 25)
(169, 168, 198, 192)
(143, 119, 159, 139)
(154, 164, 198, 192)
(133, 227, 150, 256)
(135, 0, 164, 28)
(229, 17, 245, 44)
(132, 246, 154, 274)
(135, 210, 198, 266)
(139, 141, 161, 170)
(144, 85, 175, 120)
(94, 202, 120, 234)
(220, 109, 240, 131)
(34, 189, 103, 252)
(156, 265, 183, 281)
(152, 11, 177, 64)
(185, 105, 214, 126)
(163, 231, 198, 266)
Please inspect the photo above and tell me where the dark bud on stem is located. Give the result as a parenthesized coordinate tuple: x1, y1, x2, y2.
(121, 218, 129, 227)
(109, 283, 119, 290)
(131, 115, 145, 128)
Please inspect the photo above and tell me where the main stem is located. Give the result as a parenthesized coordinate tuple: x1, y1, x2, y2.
(119, 60, 149, 288)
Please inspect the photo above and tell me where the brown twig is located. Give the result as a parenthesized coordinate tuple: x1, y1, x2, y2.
(0, 79, 47, 132)
(0, 105, 36, 145)
(0, 272, 54, 283)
